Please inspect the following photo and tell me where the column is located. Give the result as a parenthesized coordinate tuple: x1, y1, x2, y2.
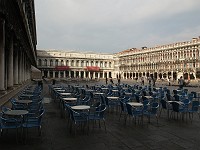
(88, 72, 91, 78)
(7, 33, 14, 88)
(103, 72, 105, 78)
(69, 71, 71, 78)
(18, 49, 22, 84)
(58, 71, 60, 78)
(98, 72, 100, 79)
(0, 18, 5, 90)
(53, 71, 55, 78)
(47, 70, 50, 78)
(84, 71, 86, 78)
(14, 47, 18, 84)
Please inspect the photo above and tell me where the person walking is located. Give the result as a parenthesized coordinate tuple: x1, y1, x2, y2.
(178, 76, 184, 89)
(105, 77, 108, 84)
(117, 77, 121, 85)
(110, 77, 114, 84)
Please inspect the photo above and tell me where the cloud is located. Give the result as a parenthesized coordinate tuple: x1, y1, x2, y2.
(35, 0, 200, 53)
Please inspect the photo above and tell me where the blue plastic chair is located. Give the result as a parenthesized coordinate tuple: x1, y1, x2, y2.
(23, 109, 45, 137)
(144, 102, 159, 124)
(89, 105, 107, 132)
(68, 108, 89, 135)
(188, 101, 200, 120)
(125, 103, 143, 125)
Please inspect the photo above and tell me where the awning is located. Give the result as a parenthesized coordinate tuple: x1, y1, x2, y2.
(55, 66, 70, 71)
(85, 66, 100, 71)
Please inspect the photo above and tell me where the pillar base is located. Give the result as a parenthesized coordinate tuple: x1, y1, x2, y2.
(0, 90, 7, 95)
(7, 87, 14, 90)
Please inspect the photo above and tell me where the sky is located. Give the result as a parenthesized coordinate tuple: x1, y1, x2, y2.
(35, 0, 200, 53)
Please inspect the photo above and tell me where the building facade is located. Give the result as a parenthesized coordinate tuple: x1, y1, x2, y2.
(0, 0, 37, 91)
(37, 50, 114, 79)
(37, 37, 200, 81)
(116, 37, 200, 81)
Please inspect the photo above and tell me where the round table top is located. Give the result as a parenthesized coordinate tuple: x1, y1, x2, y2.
(85, 89, 94, 92)
(125, 92, 132, 95)
(144, 96, 153, 99)
(20, 94, 33, 97)
(94, 93, 104, 95)
(63, 98, 77, 101)
(15, 100, 32, 104)
(128, 102, 143, 107)
(53, 87, 62, 90)
(56, 90, 65, 92)
(112, 90, 119, 92)
(71, 105, 90, 110)
(4, 110, 29, 116)
(107, 97, 119, 100)
(59, 93, 71, 96)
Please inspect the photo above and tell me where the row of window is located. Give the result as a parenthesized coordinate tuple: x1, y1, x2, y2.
(38, 59, 112, 68)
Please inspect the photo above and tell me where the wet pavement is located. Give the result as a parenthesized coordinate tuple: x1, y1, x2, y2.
(0, 79, 200, 150)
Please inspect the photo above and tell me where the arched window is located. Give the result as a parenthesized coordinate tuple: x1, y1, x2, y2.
(91, 61, 94, 66)
(96, 61, 98, 66)
(76, 60, 79, 67)
(61, 60, 64, 66)
(100, 61, 103, 67)
(81, 61, 84, 67)
(109, 62, 112, 67)
(104, 62, 107, 67)
(71, 60, 74, 66)
(86, 61, 89, 66)
(44, 59, 47, 66)
(55, 60, 58, 66)
(66, 60, 69, 66)
(50, 59, 53, 66)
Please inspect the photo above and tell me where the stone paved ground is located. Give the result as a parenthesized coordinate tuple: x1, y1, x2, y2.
(0, 79, 200, 150)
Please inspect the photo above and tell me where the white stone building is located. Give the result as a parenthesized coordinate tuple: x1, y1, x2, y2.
(37, 37, 200, 81)
(37, 50, 115, 79)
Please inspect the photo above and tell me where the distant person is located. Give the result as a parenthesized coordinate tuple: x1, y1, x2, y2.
(168, 77, 171, 86)
(178, 76, 184, 89)
(110, 77, 114, 84)
(152, 77, 156, 87)
(117, 77, 121, 85)
(148, 77, 151, 86)
(52, 79, 56, 85)
(141, 77, 144, 85)
(105, 77, 108, 84)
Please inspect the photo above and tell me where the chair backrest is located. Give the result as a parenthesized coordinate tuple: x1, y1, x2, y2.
(191, 92, 197, 98)
(150, 102, 159, 115)
(126, 103, 133, 116)
(160, 99, 167, 109)
(174, 95, 179, 101)
(119, 100, 125, 112)
(166, 93, 172, 101)
(96, 105, 106, 119)
(191, 101, 199, 111)
(171, 102, 180, 112)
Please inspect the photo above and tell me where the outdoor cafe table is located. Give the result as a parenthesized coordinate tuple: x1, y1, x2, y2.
(15, 100, 32, 104)
(53, 87, 62, 90)
(63, 98, 77, 102)
(93, 92, 104, 95)
(4, 110, 29, 116)
(125, 92, 132, 95)
(128, 102, 143, 107)
(59, 93, 71, 96)
(107, 97, 119, 100)
(56, 90, 66, 92)
(20, 94, 34, 99)
(71, 105, 90, 110)
(144, 96, 153, 99)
